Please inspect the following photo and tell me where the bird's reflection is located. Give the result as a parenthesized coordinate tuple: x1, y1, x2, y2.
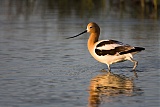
(88, 71, 140, 107)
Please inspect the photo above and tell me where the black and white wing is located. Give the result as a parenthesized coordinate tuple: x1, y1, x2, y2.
(95, 40, 145, 56)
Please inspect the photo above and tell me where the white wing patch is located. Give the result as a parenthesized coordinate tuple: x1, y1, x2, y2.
(96, 43, 122, 50)
(95, 40, 127, 50)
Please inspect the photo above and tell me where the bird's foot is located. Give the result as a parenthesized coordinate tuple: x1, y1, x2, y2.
(101, 69, 107, 72)
(108, 70, 111, 73)
(101, 69, 111, 73)
(131, 70, 138, 78)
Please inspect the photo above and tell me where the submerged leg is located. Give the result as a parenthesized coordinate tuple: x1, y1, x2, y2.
(128, 57, 138, 70)
(133, 70, 138, 78)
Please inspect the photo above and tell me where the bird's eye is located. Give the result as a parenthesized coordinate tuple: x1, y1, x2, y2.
(90, 26, 93, 28)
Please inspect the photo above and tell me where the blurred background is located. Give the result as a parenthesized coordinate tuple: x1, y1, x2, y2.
(0, 0, 159, 20)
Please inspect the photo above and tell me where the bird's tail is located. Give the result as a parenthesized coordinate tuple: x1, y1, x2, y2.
(134, 47, 145, 52)
(130, 47, 145, 55)
(120, 47, 145, 55)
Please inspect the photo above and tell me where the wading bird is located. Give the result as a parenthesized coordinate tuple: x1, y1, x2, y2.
(66, 22, 145, 71)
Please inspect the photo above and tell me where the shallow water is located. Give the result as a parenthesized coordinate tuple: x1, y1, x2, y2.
(0, 1, 160, 107)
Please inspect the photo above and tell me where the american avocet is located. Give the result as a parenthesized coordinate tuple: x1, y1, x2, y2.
(66, 22, 145, 71)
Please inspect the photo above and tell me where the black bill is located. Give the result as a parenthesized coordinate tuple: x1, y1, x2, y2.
(66, 30, 87, 39)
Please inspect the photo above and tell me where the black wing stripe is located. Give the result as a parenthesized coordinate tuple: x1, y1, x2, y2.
(95, 49, 116, 55)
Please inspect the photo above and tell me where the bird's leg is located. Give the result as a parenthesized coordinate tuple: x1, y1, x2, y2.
(133, 61, 138, 70)
(107, 64, 111, 72)
(129, 58, 138, 70)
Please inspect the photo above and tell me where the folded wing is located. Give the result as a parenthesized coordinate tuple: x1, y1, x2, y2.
(95, 40, 145, 56)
